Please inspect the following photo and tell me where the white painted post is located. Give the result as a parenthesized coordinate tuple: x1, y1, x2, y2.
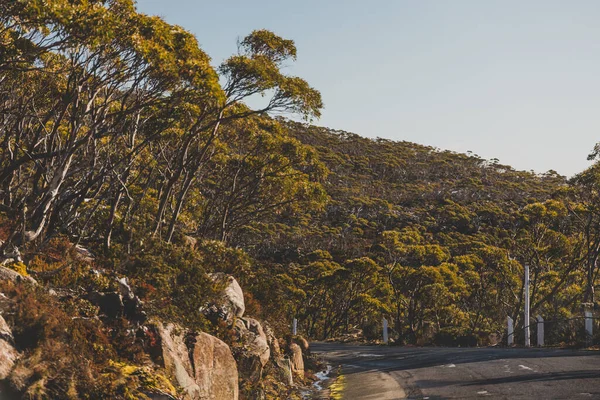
(382, 318, 389, 344)
(536, 315, 544, 347)
(524, 264, 530, 347)
(292, 318, 297, 336)
(507, 316, 514, 346)
(585, 310, 593, 346)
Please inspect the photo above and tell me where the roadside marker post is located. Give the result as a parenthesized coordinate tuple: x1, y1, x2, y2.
(383, 318, 389, 344)
(293, 318, 297, 336)
(507, 316, 514, 346)
(585, 310, 593, 346)
(524, 264, 530, 347)
(536, 315, 544, 347)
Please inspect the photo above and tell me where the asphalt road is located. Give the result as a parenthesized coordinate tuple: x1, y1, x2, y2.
(311, 343, 600, 399)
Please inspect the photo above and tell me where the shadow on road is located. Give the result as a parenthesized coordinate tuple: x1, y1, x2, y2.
(311, 343, 600, 376)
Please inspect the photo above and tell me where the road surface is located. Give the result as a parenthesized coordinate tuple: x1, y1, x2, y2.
(311, 343, 600, 399)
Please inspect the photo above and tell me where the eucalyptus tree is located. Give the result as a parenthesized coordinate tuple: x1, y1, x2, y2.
(192, 115, 327, 243)
(0, 0, 220, 252)
(568, 161, 600, 303)
(153, 29, 323, 242)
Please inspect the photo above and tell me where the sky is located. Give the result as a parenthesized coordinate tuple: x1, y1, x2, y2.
(136, 0, 600, 177)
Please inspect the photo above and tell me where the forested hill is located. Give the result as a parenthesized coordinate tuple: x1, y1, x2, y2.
(243, 121, 577, 343)
(287, 121, 565, 208)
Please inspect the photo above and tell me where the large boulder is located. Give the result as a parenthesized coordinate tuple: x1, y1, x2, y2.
(0, 316, 17, 380)
(206, 273, 245, 322)
(156, 323, 238, 400)
(234, 318, 270, 384)
(157, 324, 201, 399)
(192, 333, 238, 400)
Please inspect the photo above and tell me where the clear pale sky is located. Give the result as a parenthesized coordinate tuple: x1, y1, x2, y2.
(136, 0, 600, 177)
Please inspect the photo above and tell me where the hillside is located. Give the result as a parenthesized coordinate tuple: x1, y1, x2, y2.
(0, 1, 599, 399)
(238, 122, 571, 343)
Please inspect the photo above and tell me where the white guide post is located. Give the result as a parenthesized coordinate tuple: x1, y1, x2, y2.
(507, 316, 514, 346)
(585, 310, 593, 346)
(292, 318, 297, 336)
(382, 318, 389, 344)
(524, 264, 530, 347)
(536, 315, 544, 347)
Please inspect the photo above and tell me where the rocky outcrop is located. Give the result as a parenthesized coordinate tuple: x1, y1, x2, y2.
(192, 333, 238, 400)
(0, 316, 17, 380)
(234, 318, 270, 384)
(87, 291, 123, 319)
(288, 342, 304, 379)
(263, 322, 280, 359)
(294, 336, 310, 355)
(87, 277, 146, 323)
(274, 357, 293, 386)
(156, 323, 238, 400)
(206, 273, 245, 323)
(0, 267, 36, 285)
(117, 277, 147, 323)
(157, 323, 200, 398)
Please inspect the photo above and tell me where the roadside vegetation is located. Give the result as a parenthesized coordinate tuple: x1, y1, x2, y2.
(1, 0, 600, 398)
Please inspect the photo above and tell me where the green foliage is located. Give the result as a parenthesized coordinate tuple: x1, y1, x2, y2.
(236, 121, 579, 343)
(119, 240, 215, 331)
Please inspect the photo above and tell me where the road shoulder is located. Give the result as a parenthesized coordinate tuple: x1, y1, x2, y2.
(338, 368, 406, 400)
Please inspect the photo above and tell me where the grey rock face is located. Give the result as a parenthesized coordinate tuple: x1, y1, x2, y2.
(0, 316, 17, 380)
(206, 273, 245, 323)
(156, 323, 239, 400)
(234, 318, 271, 384)
(192, 332, 239, 400)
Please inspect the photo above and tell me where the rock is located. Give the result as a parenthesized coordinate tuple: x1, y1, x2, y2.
(288, 342, 304, 379)
(263, 322, 281, 359)
(274, 358, 293, 386)
(238, 318, 270, 367)
(0, 316, 17, 380)
(156, 323, 239, 400)
(157, 323, 201, 399)
(117, 277, 147, 323)
(234, 318, 270, 384)
(294, 336, 310, 355)
(87, 291, 123, 319)
(87, 278, 146, 323)
(192, 332, 238, 400)
(1, 246, 21, 264)
(207, 273, 245, 322)
(0, 315, 13, 343)
(0, 266, 36, 285)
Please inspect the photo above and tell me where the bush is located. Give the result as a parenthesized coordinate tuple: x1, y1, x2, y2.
(118, 239, 217, 331)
